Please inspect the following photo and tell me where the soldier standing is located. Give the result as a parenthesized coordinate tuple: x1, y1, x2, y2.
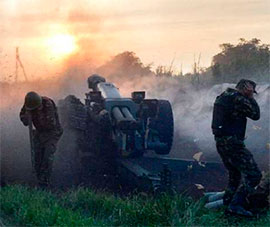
(20, 91, 63, 188)
(212, 79, 262, 217)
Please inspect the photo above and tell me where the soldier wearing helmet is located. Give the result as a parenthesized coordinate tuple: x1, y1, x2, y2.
(212, 79, 262, 217)
(20, 91, 63, 188)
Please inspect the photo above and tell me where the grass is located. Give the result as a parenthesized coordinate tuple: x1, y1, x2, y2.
(0, 185, 269, 226)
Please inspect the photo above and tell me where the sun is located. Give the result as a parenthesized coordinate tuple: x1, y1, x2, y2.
(46, 34, 77, 58)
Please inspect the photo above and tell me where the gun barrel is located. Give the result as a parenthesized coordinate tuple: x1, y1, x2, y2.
(112, 107, 138, 130)
(121, 107, 135, 121)
(97, 82, 121, 99)
(112, 107, 125, 122)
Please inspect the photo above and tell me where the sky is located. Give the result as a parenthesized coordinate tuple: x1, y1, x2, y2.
(0, 0, 269, 81)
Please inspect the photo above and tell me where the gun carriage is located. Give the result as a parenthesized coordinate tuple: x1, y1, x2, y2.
(59, 75, 173, 191)
(58, 75, 225, 192)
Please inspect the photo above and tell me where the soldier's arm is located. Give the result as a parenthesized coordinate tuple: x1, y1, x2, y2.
(45, 100, 57, 129)
(234, 96, 260, 120)
(19, 105, 29, 126)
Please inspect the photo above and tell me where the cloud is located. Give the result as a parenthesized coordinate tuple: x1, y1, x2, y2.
(12, 12, 62, 23)
(0, 0, 269, 78)
(67, 10, 100, 24)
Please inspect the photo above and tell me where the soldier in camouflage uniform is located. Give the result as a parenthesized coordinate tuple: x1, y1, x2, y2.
(212, 79, 262, 217)
(20, 91, 63, 188)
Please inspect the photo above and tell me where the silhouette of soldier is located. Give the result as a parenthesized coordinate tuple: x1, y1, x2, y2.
(20, 91, 63, 188)
(212, 79, 262, 217)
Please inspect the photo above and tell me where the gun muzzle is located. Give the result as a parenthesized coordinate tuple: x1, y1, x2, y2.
(112, 107, 139, 130)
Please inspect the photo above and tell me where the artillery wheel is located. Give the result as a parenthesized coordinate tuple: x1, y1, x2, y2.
(152, 100, 174, 155)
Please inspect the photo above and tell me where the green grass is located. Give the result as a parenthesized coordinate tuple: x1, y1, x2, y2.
(0, 185, 269, 226)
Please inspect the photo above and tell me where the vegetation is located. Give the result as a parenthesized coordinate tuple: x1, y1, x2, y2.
(1, 185, 269, 226)
(97, 51, 153, 79)
(94, 38, 269, 91)
(1, 38, 268, 89)
(211, 38, 270, 83)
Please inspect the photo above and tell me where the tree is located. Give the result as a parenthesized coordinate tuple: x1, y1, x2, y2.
(211, 38, 270, 83)
(97, 51, 153, 80)
(155, 65, 174, 77)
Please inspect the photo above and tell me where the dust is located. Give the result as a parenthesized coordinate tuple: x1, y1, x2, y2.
(109, 75, 269, 166)
(1, 72, 269, 186)
(0, 72, 89, 186)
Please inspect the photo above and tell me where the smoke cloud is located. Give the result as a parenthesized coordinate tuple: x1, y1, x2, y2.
(1, 68, 269, 186)
(109, 75, 270, 165)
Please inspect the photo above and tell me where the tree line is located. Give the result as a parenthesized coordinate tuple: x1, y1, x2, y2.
(97, 38, 269, 86)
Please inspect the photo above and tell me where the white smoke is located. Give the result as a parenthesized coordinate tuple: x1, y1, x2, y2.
(108, 75, 269, 165)
(1, 75, 269, 185)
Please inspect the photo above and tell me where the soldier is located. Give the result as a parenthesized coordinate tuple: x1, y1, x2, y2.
(20, 91, 63, 188)
(211, 79, 262, 217)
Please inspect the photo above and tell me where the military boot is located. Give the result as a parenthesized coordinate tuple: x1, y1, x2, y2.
(227, 192, 253, 217)
(223, 189, 235, 206)
(38, 182, 49, 190)
(38, 176, 50, 190)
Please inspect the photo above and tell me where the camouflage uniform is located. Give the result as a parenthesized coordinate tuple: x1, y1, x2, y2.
(20, 96, 63, 187)
(212, 88, 262, 207)
(247, 171, 270, 210)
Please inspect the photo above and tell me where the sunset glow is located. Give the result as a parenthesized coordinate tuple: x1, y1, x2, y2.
(46, 34, 77, 58)
(0, 0, 269, 80)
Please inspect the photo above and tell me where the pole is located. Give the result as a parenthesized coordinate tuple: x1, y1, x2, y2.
(28, 113, 35, 173)
(15, 47, 28, 82)
(15, 47, 18, 83)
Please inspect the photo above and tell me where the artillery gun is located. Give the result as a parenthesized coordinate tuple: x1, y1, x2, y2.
(58, 75, 225, 193)
(58, 74, 174, 192)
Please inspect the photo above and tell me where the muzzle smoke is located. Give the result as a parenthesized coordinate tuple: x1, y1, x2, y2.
(1, 71, 269, 185)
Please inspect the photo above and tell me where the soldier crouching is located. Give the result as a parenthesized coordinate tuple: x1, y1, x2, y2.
(20, 91, 63, 188)
(212, 79, 262, 217)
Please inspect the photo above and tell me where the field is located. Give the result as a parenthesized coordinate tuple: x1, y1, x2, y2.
(0, 185, 269, 226)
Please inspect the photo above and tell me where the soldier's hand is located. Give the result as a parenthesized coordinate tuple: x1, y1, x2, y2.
(21, 117, 29, 126)
(99, 109, 109, 120)
(243, 82, 254, 98)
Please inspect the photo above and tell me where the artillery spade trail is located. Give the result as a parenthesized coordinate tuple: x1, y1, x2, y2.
(52, 152, 227, 197)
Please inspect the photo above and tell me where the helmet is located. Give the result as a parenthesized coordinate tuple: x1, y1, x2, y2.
(236, 79, 257, 94)
(24, 91, 42, 110)
(87, 74, 106, 90)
